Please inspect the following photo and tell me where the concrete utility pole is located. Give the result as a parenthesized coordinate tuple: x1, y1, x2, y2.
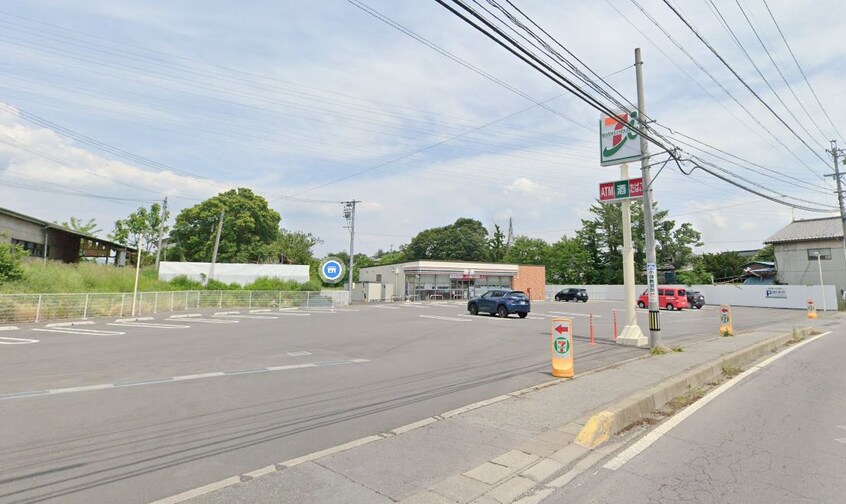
(825, 140, 846, 269)
(617, 162, 646, 346)
(154, 196, 167, 274)
(131, 235, 143, 317)
(635, 47, 661, 348)
(208, 208, 225, 282)
(343, 200, 360, 296)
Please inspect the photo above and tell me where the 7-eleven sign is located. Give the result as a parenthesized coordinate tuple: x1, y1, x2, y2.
(600, 111, 643, 166)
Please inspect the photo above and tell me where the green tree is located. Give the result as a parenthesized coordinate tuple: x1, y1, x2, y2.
(375, 249, 406, 265)
(546, 235, 592, 284)
(0, 241, 27, 282)
(752, 244, 774, 262)
(504, 236, 550, 265)
(325, 251, 373, 282)
(110, 203, 169, 253)
(169, 188, 280, 263)
(576, 200, 703, 283)
(699, 251, 746, 281)
(272, 229, 322, 264)
(404, 218, 489, 261)
(676, 257, 713, 285)
(57, 217, 102, 236)
(488, 224, 506, 262)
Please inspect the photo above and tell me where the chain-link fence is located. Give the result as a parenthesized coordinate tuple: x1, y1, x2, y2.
(0, 290, 349, 324)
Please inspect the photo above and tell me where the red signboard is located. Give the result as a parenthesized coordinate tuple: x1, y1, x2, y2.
(599, 182, 615, 202)
(629, 177, 644, 198)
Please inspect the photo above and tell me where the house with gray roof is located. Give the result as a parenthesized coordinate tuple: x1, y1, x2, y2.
(765, 217, 845, 295)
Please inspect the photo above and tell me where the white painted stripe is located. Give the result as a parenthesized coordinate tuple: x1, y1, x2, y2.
(286, 351, 312, 356)
(214, 314, 278, 320)
(0, 326, 19, 331)
(107, 322, 190, 329)
(441, 394, 512, 418)
(281, 435, 382, 467)
(171, 372, 226, 381)
(0, 336, 39, 344)
(147, 476, 242, 504)
(170, 318, 238, 324)
(604, 331, 833, 471)
(32, 328, 126, 336)
(46, 321, 95, 327)
(419, 315, 471, 322)
(243, 464, 277, 479)
(214, 311, 240, 315)
(265, 363, 317, 371)
(278, 307, 299, 311)
(114, 317, 155, 323)
(169, 313, 202, 318)
(49, 384, 114, 394)
(390, 416, 439, 435)
(276, 312, 311, 317)
(548, 311, 603, 318)
(249, 309, 272, 313)
(372, 305, 400, 310)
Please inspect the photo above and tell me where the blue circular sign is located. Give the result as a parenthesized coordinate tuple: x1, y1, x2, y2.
(319, 257, 345, 284)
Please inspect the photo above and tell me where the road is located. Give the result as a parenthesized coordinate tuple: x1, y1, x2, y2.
(0, 300, 808, 503)
(543, 327, 846, 504)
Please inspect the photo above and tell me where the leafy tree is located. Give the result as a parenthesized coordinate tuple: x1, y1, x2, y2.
(404, 218, 489, 261)
(0, 241, 27, 282)
(752, 244, 774, 262)
(376, 249, 406, 265)
(272, 229, 322, 264)
(504, 236, 550, 265)
(57, 217, 102, 236)
(110, 203, 169, 253)
(546, 235, 592, 284)
(676, 257, 713, 285)
(699, 251, 746, 281)
(325, 251, 373, 282)
(169, 188, 280, 263)
(576, 200, 703, 283)
(488, 224, 506, 262)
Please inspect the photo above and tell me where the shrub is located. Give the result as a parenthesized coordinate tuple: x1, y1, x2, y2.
(0, 242, 27, 282)
(244, 276, 322, 291)
(205, 278, 241, 290)
(168, 275, 203, 290)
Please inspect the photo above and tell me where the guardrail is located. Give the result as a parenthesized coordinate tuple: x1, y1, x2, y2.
(0, 290, 350, 324)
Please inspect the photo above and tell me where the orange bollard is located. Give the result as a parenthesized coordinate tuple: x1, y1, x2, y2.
(589, 313, 595, 346)
(612, 309, 618, 340)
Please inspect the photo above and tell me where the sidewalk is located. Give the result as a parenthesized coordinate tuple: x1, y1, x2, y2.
(163, 315, 838, 504)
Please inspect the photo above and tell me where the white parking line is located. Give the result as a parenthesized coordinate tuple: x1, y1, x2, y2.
(213, 314, 278, 320)
(0, 336, 39, 345)
(169, 318, 238, 324)
(549, 311, 603, 318)
(372, 305, 400, 310)
(419, 315, 472, 322)
(276, 312, 312, 317)
(32, 328, 126, 336)
(107, 322, 191, 329)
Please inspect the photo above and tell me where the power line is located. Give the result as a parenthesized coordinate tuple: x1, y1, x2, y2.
(660, 0, 830, 176)
(761, 0, 846, 145)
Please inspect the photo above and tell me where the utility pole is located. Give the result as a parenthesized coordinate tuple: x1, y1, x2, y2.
(825, 140, 846, 267)
(131, 234, 143, 317)
(636, 47, 661, 349)
(154, 196, 168, 274)
(343, 200, 360, 296)
(208, 208, 225, 283)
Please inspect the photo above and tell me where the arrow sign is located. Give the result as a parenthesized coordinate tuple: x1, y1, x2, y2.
(555, 325, 568, 334)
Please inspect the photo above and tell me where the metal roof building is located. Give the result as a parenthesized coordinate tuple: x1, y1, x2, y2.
(765, 217, 845, 297)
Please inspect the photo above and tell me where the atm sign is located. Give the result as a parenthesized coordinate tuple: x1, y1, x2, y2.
(599, 177, 644, 202)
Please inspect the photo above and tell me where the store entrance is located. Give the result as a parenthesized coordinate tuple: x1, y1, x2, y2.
(450, 279, 475, 299)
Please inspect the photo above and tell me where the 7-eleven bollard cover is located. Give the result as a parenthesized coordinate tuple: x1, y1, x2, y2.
(551, 317, 574, 378)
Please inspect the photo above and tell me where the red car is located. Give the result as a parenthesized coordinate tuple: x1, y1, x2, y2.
(637, 287, 689, 311)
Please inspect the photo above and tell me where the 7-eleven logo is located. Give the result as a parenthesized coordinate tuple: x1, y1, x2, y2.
(602, 111, 639, 158)
(605, 113, 629, 148)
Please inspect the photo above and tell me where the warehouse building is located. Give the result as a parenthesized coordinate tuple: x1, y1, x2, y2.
(357, 260, 546, 302)
(0, 207, 135, 264)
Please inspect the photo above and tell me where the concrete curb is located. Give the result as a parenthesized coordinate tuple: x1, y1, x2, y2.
(574, 327, 811, 449)
(114, 317, 155, 323)
(0, 326, 19, 331)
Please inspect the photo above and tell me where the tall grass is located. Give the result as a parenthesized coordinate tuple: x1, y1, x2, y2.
(0, 261, 322, 294)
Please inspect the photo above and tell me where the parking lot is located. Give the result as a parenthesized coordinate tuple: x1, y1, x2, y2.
(0, 300, 810, 503)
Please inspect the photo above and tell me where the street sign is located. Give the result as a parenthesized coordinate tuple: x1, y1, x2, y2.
(600, 111, 644, 166)
(719, 304, 733, 336)
(646, 262, 658, 306)
(319, 257, 345, 284)
(551, 317, 574, 378)
(599, 177, 644, 203)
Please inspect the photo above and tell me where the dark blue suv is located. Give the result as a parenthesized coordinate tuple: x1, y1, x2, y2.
(467, 289, 530, 318)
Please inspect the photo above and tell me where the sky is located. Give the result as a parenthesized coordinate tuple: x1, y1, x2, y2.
(0, 0, 844, 259)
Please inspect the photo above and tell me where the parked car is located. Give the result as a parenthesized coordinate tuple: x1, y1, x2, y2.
(686, 290, 705, 309)
(467, 289, 530, 318)
(554, 288, 589, 302)
(637, 286, 690, 311)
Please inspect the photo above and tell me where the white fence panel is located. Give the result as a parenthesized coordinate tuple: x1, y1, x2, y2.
(0, 290, 350, 324)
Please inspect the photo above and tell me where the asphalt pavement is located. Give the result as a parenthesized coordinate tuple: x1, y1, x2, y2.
(0, 300, 812, 503)
(542, 325, 846, 504)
